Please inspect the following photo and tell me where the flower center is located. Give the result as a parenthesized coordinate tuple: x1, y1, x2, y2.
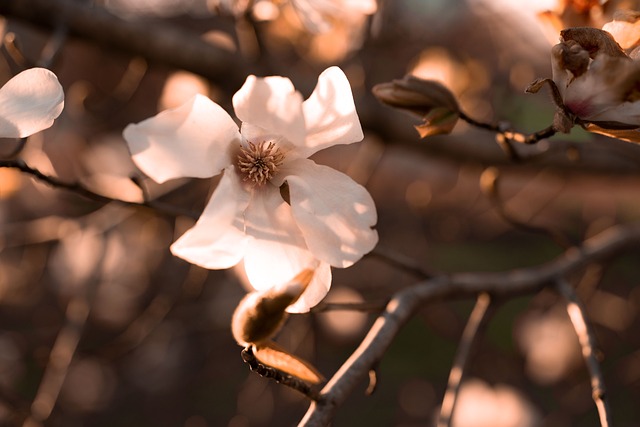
(237, 141, 285, 186)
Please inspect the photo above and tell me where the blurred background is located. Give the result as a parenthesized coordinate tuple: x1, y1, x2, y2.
(1, 0, 640, 426)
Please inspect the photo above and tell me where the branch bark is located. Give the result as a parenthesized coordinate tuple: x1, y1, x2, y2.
(300, 222, 640, 426)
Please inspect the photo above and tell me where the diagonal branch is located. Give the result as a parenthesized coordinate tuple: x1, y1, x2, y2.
(0, 159, 198, 219)
(299, 222, 640, 426)
(437, 293, 493, 427)
(556, 278, 612, 427)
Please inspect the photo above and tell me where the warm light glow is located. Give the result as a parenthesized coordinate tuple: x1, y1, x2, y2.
(452, 379, 540, 427)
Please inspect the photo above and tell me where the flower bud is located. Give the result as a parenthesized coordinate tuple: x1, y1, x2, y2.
(231, 269, 314, 347)
(373, 75, 460, 137)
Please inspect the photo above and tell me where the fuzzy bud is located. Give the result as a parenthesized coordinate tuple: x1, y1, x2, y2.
(373, 75, 460, 138)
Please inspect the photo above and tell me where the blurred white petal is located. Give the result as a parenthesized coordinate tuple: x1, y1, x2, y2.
(0, 68, 64, 138)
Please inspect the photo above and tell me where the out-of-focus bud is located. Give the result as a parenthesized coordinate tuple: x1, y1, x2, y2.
(231, 269, 314, 346)
(602, 10, 640, 52)
(538, 26, 640, 142)
(373, 75, 460, 138)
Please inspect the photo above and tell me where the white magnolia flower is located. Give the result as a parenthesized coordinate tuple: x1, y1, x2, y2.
(124, 66, 378, 312)
(0, 68, 64, 138)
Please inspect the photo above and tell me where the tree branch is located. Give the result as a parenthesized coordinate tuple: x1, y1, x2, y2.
(300, 222, 640, 426)
(437, 293, 492, 427)
(0, 159, 198, 219)
(556, 278, 612, 427)
(0, 0, 243, 84)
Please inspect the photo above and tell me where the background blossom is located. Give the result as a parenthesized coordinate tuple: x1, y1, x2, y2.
(0, 68, 64, 138)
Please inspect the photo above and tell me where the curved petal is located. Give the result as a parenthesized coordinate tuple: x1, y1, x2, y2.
(586, 101, 640, 124)
(170, 167, 250, 269)
(242, 185, 320, 292)
(0, 68, 64, 138)
(232, 75, 306, 146)
(124, 94, 240, 184)
(287, 261, 331, 313)
(276, 158, 378, 268)
(299, 66, 363, 158)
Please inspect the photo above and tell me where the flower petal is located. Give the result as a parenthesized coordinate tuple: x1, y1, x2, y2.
(300, 66, 364, 158)
(170, 167, 250, 269)
(124, 94, 240, 184)
(287, 261, 331, 313)
(0, 68, 64, 138)
(276, 157, 378, 267)
(242, 186, 322, 294)
(232, 75, 306, 146)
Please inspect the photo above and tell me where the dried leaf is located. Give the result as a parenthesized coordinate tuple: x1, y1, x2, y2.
(583, 122, 640, 143)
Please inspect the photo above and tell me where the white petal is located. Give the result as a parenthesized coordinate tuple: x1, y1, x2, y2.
(232, 75, 306, 146)
(124, 94, 240, 184)
(170, 167, 250, 269)
(287, 261, 332, 313)
(586, 101, 640, 124)
(300, 66, 363, 158)
(243, 186, 319, 291)
(0, 68, 64, 138)
(277, 158, 378, 267)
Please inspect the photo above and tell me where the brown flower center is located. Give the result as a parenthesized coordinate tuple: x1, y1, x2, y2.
(237, 141, 285, 186)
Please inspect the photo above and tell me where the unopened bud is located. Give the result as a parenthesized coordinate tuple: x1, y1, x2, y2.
(231, 269, 314, 347)
(373, 75, 460, 138)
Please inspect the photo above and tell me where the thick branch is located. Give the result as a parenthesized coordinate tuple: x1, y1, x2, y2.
(300, 222, 640, 426)
(0, 0, 242, 83)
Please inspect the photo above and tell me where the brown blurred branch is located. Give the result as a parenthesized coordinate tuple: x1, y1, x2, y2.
(0, 0, 243, 84)
(437, 293, 492, 427)
(0, 159, 198, 219)
(300, 221, 640, 426)
(557, 278, 612, 427)
(22, 243, 105, 427)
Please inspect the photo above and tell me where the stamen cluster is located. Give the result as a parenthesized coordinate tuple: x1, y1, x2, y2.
(237, 141, 285, 185)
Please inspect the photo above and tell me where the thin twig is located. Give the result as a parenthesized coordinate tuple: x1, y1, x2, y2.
(313, 300, 388, 313)
(0, 159, 198, 219)
(300, 222, 640, 426)
(22, 244, 105, 427)
(437, 293, 492, 427)
(556, 278, 612, 427)
(368, 245, 434, 278)
(480, 167, 576, 249)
